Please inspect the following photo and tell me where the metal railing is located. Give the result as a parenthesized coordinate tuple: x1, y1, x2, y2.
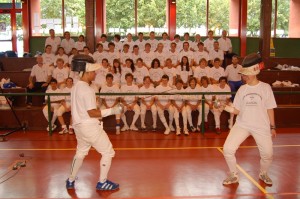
(1, 90, 300, 136)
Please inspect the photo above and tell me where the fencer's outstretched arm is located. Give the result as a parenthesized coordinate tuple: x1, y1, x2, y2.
(87, 109, 102, 118)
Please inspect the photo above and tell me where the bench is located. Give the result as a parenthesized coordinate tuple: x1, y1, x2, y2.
(275, 104, 300, 127)
(0, 57, 36, 71)
(0, 106, 231, 132)
(258, 70, 300, 85)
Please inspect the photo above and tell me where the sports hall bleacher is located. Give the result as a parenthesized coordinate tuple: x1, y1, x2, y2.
(0, 0, 299, 198)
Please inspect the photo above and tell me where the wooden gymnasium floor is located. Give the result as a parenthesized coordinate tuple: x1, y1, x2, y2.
(0, 128, 299, 199)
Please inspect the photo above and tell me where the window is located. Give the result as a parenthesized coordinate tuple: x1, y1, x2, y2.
(275, 0, 289, 37)
(247, 0, 261, 37)
(176, 0, 233, 37)
(31, 0, 85, 36)
(176, 0, 207, 36)
(137, 0, 167, 35)
(208, 0, 229, 36)
(64, 0, 85, 35)
(105, 0, 167, 36)
(105, 0, 135, 36)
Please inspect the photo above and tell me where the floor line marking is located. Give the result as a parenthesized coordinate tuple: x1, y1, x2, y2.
(0, 144, 299, 151)
(216, 147, 274, 199)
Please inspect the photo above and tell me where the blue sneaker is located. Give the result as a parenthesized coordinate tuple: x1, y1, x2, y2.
(66, 179, 75, 189)
(96, 180, 119, 190)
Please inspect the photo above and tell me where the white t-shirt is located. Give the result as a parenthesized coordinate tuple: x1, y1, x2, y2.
(62, 86, 72, 107)
(191, 41, 201, 51)
(30, 64, 51, 82)
(171, 87, 186, 107)
(68, 54, 75, 65)
(52, 67, 69, 83)
(120, 84, 139, 104)
(45, 36, 61, 53)
(45, 88, 63, 102)
(55, 54, 69, 66)
(42, 53, 56, 66)
(200, 84, 215, 101)
(120, 51, 132, 65)
(155, 51, 168, 66)
(106, 51, 120, 66)
(178, 50, 194, 63)
(155, 84, 172, 106)
(160, 39, 171, 51)
(176, 65, 192, 84)
(213, 84, 231, 101)
(141, 51, 155, 67)
(99, 41, 109, 51)
(233, 82, 277, 133)
(166, 50, 179, 65)
(149, 68, 164, 82)
(147, 39, 158, 51)
(95, 66, 110, 87)
(193, 66, 211, 81)
(133, 66, 150, 85)
(139, 84, 155, 103)
(182, 40, 193, 49)
(218, 37, 232, 52)
(209, 67, 225, 81)
(225, 64, 243, 82)
(71, 81, 99, 125)
(100, 84, 120, 107)
(193, 51, 209, 65)
(113, 73, 121, 85)
(203, 38, 215, 53)
(132, 52, 141, 64)
(122, 40, 134, 52)
(113, 41, 123, 52)
(120, 67, 133, 85)
(174, 40, 183, 52)
(74, 41, 86, 51)
(69, 71, 80, 85)
(93, 51, 108, 63)
(185, 85, 201, 105)
(209, 49, 224, 61)
(61, 38, 75, 54)
(163, 67, 177, 85)
(134, 39, 146, 51)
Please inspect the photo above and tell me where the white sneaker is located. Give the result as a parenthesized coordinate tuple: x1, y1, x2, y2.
(121, 125, 129, 132)
(169, 125, 175, 132)
(223, 172, 239, 185)
(164, 128, 170, 135)
(184, 128, 189, 135)
(176, 128, 181, 135)
(130, 125, 138, 131)
(47, 124, 57, 132)
(259, 172, 273, 185)
(59, 128, 68, 135)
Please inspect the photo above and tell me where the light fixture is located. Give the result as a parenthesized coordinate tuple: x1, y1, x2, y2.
(171, 0, 176, 4)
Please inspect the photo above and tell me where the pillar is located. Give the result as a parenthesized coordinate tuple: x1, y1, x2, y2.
(86, 0, 95, 51)
(259, 0, 272, 66)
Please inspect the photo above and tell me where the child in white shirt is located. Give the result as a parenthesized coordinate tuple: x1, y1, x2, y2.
(139, 76, 157, 131)
(155, 75, 175, 135)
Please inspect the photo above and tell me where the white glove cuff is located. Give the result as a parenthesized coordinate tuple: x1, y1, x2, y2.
(101, 108, 113, 117)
